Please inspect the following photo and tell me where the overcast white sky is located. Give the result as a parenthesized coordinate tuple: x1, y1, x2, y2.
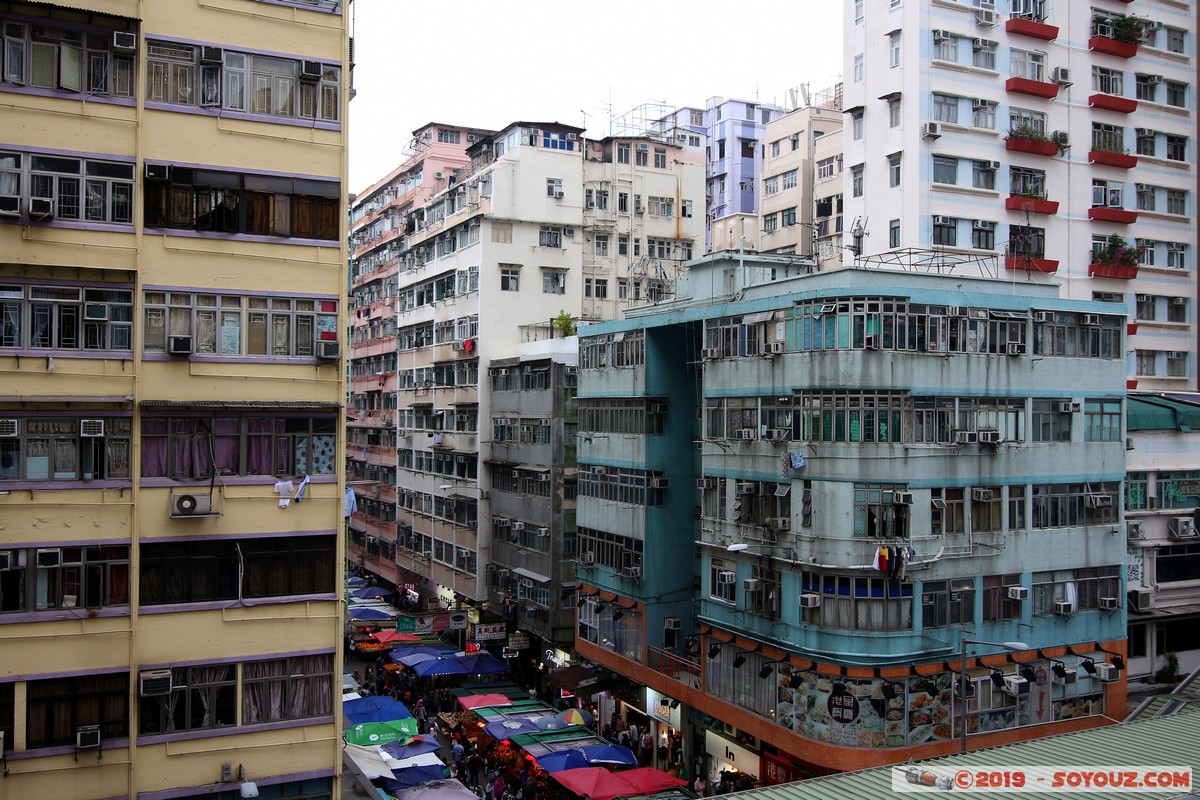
(347, 1, 845, 194)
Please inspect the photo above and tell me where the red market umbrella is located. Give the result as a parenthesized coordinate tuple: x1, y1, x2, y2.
(616, 767, 688, 795)
(550, 768, 638, 800)
(458, 693, 514, 711)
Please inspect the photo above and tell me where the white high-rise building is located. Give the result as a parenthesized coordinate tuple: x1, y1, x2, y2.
(844, 0, 1196, 392)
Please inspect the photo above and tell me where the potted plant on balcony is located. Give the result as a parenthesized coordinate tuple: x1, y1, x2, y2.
(1090, 13, 1145, 56)
(1089, 139, 1138, 168)
(1005, 126, 1060, 157)
(1089, 234, 1142, 279)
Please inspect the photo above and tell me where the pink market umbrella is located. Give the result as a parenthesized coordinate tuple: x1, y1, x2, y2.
(557, 708, 593, 726)
(458, 693, 514, 711)
(550, 767, 637, 800)
(372, 630, 421, 644)
(615, 767, 688, 795)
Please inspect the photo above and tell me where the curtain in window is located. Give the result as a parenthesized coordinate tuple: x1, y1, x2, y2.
(243, 659, 286, 724)
(107, 559, 129, 605)
(247, 418, 273, 474)
(289, 654, 333, 718)
(213, 418, 239, 474)
(246, 192, 272, 235)
(141, 418, 168, 477)
(170, 419, 201, 478)
(164, 671, 184, 732)
(192, 665, 230, 728)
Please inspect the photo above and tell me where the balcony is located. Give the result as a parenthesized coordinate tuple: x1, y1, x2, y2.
(1006, 17, 1059, 41)
(646, 645, 701, 690)
(1006, 77, 1059, 99)
(1005, 256, 1059, 273)
(1088, 207, 1138, 224)
(1089, 150, 1138, 168)
(1005, 136, 1060, 157)
(1006, 196, 1060, 215)
(1089, 15, 1145, 58)
(1089, 36, 1138, 58)
(1089, 94, 1138, 114)
(1089, 261, 1139, 280)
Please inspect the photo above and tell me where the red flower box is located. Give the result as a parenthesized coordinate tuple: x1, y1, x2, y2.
(1089, 36, 1138, 58)
(1089, 150, 1138, 168)
(1127, 323, 1139, 335)
(1088, 262, 1139, 280)
(1127, 379, 1138, 390)
(1005, 138, 1060, 157)
(1005, 257, 1059, 273)
(1006, 18, 1060, 41)
(1089, 93, 1138, 113)
(1088, 207, 1138, 223)
(1006, 196, 1060, 214)
(1006, 77, 1060, 99)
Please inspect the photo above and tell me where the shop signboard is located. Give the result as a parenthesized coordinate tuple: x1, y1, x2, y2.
(474, 622, 507, 641)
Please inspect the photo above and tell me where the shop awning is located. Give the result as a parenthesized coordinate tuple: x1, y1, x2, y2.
(512, 567, 551, 584)
(1128, 601, 1200, 620)
(1128, 396, 1200, 432)
(546, 665, 610, 693)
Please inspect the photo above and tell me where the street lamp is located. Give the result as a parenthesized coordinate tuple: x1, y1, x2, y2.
(726, 542, 798, 560)
(959, 637, 1028, 754)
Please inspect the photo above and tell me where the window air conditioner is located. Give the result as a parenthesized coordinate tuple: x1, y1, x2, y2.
(933, 29, 953, 42)
(1052, 666, 1077, 685)
(112, 31, 137, 53)
(1007, 342, 1026, 356)
(300, 60, 322, 81)
(1169, 516, 1197, 539)
(553, 191, 564, 199)
(1172, 298, 1188, 306)
(76, 725, 101, 750)
(36, 548, 61, 567)
(799, 593, 821, 608)
(933, 215, 953, 226)
(317, 340, 339, 360)
(1086, 493, 1113, 509)
(1147, 75, 1165, 86)
(977, 430, 1001, 444)
(955, 431, 978, 445)
(1054, 600, 1074, 615)
(923, 122, 943, 139)
(664, 617, 682, 630)
(972, 40, 992, 53)
(563, 228, 575, 236)
(717, 570, 737, 585)
(1094, 662, 1120, 682)
(971, 488, 994, 502)
(199, 46, 223, 64)
(954, 682, 976, 699)
(1126, 520, 1145, 539)
(1003, 674, 1030, 696)
(80, 419, 105, 438)
(538, 473, 551, 483)
(624, 566, 642, 579)
(28, 197, 54, 220)
(637, 143, 649, 151)
(1051, 67, 1072, 85)
(1082, 314, 1101, 326)
(772, 518, 790, 530)
(736, 428, 756, 440)
(973, 220, 995, 231)
(1051, 130, 1070, 145)
(742, 578, 760, 592)
(139, 669, 174, 696)
(172, 494, 213, 517)
(696, 477, 715, 490)
(1168, 351, 1186, 360)
(650, 477, 669, 489)
(1099, 596, 1119, 611)
(894, 492, 914, 505)
(579, 552, 595, 565)
(769, 429, 790, 442)
(1034, 311, 1053, 323)
(737, 482, 758, 494)
(1007, 586, 1029, 601)
(511, 522, 525, 531)
(1130, 586, 1154, 612)
(975, 8, 998, 25)
(168, 335, 193, 355)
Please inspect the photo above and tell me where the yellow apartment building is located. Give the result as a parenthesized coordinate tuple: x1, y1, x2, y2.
(0, 1, 349, 798)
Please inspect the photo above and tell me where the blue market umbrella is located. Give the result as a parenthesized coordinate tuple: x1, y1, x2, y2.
(347, 575, 368, 587)
(344, 696, 412, 725)
(533, 715, 570, 731)
(535, 750, 589, 773)
(348, 607, 394, 621)
(382, 736, 442, 760)
(455, 652, 508, 675)
(411, 657, 470, 677)
(377, 764, 448, 791)
(483, 718, 542, 740)
(579, 744, 638, 766)
(390, 646, 454, 666)
(353, 585, 392, 599)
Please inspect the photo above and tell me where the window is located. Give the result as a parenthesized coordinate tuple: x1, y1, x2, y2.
(0, 417, 131, 483)
(594, 234, 609, 256)
(782, 169, 798, 190)
(801, 572, 913, 631)
(972, 100, 995, 129)
(1084, 399, 1121, 441)
(147, 40, 339, 123)
(616, 143, 630, 164)
(1092, 66, 1123, 95)
(888, 98, 900, 127)
(2, 151, 135, 224)
(852, 111, 864, 140)
(709, 558, 736, 603)
(1136, 349, 1156, 376)
(1158, 544, 1200, 584)
(681, 199, 693, 218)
(853, 54, 864, 82)
(972, 220, 995, 250)
(763, 176, 779, 196)
(1033, 567, 1120, 615)
(1135, 294, 1156, 321)
(1, 19, 135, 98)
(143, 165, 338, 240)
(934, 31, 957, 62)
(0, 282, 133, 352)
(888, 154, 901, 187)
(500, 266, 520, 291)
(983, 574, 1021, 621)
(1010, 49, 1045, 82)
(1009, 224, 1045, 258)
(1167, 298, 1187, 323)
(542, 269, 565, 295)
(790, 133, 801, 151)
(763, 213, 778, 233)
(1135, 74, 1158, 102)
(933, 156, 958, 185)
(851, 165, 864, 197)
(854, 0, 864, 22)
(593, 279, 608, 300)
(770, 141, 781, 158)
(243, 653, 334, 723)
(1091, 122, 1125, 153)
(852, 483, 909, 537)
(143, 291, 336, 357)
(1166, 81, 1187, 108)
(138, 664, 236, 734)
(538, 227, 562, 248)
(922, 579, 975, 628)
(647, 196, 674, 217)
(618, 192, 629, 213)
(972, 160, 996, 190)
(545, 178, 562, 198)
(140, 413, 336, 478)
(1009, 107, 1046, 135)
(141, 536, 335, 604)
(1168, 350, 1188, 377)
(653, 148, 667, 169)
(1166, 135, 1187, 162)
(889, 219, 900, 247)
(26, 673, 128, 748)
(617, 235, 628, 256)
(635, 146, 648, 167)
(1136, 129, 1156, 157)
(1137, 238, 1157, 267)
(0, 544, 129, 612)
(1009, 166, 1046, 198)
(542, 131, 574, 151)
(1167, 189, 1187, 215)
(932, 216, 957, 246)
(781, 207, 796, 227)
(889, 34, 901, 67)
(972, 40, 996, 70)
(1167, 242, 1188, 269)
(436, 129, 460, 144)
(1165, 27, 1186, 54)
